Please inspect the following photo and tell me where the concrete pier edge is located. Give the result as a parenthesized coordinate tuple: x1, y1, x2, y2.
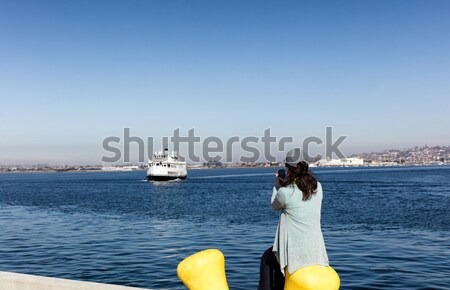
(0, 271, 150, 290)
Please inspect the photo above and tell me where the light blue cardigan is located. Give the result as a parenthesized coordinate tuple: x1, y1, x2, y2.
(271, 182, 329, 275)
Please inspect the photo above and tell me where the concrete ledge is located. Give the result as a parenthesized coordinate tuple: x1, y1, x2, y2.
(0, 271, 149, 290)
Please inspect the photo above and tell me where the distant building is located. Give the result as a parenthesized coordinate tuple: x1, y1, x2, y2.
(315, 157, 364, 167)
(101, 165, 139, 171)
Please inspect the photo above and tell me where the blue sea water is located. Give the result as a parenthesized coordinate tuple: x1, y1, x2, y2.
(0, 166, 449, 289)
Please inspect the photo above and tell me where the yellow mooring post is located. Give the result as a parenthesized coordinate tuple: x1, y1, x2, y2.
(177, 249, 229, 290)
(284, 265, 340, 290)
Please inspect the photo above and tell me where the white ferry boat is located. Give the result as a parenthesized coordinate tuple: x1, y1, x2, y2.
(147, 149, 187, 181)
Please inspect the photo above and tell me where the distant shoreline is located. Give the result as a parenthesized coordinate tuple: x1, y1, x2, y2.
(1, 163, 449, 174)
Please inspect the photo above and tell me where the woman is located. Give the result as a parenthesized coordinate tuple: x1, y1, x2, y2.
(258, 148, 329, 290)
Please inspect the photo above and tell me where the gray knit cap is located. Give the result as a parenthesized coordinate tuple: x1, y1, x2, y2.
(285, 148, 308, 166)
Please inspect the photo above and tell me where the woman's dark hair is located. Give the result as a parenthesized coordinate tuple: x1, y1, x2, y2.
(280, 161, 318, 201)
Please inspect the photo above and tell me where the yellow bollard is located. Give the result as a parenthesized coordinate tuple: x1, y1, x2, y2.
(284, 265, 340, 290)
(177, 249, 229, 290)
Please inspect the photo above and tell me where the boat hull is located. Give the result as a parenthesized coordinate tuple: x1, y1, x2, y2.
(147, 174, 187, 181)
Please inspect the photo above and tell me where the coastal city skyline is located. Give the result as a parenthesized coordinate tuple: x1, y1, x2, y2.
(1, 1, 450, 165)
(1, 144, 449, 170)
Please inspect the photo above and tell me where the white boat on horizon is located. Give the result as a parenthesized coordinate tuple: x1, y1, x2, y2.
(147, 149, 187, 181)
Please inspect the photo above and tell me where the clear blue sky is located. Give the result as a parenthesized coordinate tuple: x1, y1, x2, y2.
(0, 0, 449, 164)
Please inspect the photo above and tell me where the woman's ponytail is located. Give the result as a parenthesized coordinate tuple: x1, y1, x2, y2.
(298, 161, 309, 175)
(282, 161, 318, 201)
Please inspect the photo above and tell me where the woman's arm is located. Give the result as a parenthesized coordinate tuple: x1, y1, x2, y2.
(271, 187, 287, 211)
